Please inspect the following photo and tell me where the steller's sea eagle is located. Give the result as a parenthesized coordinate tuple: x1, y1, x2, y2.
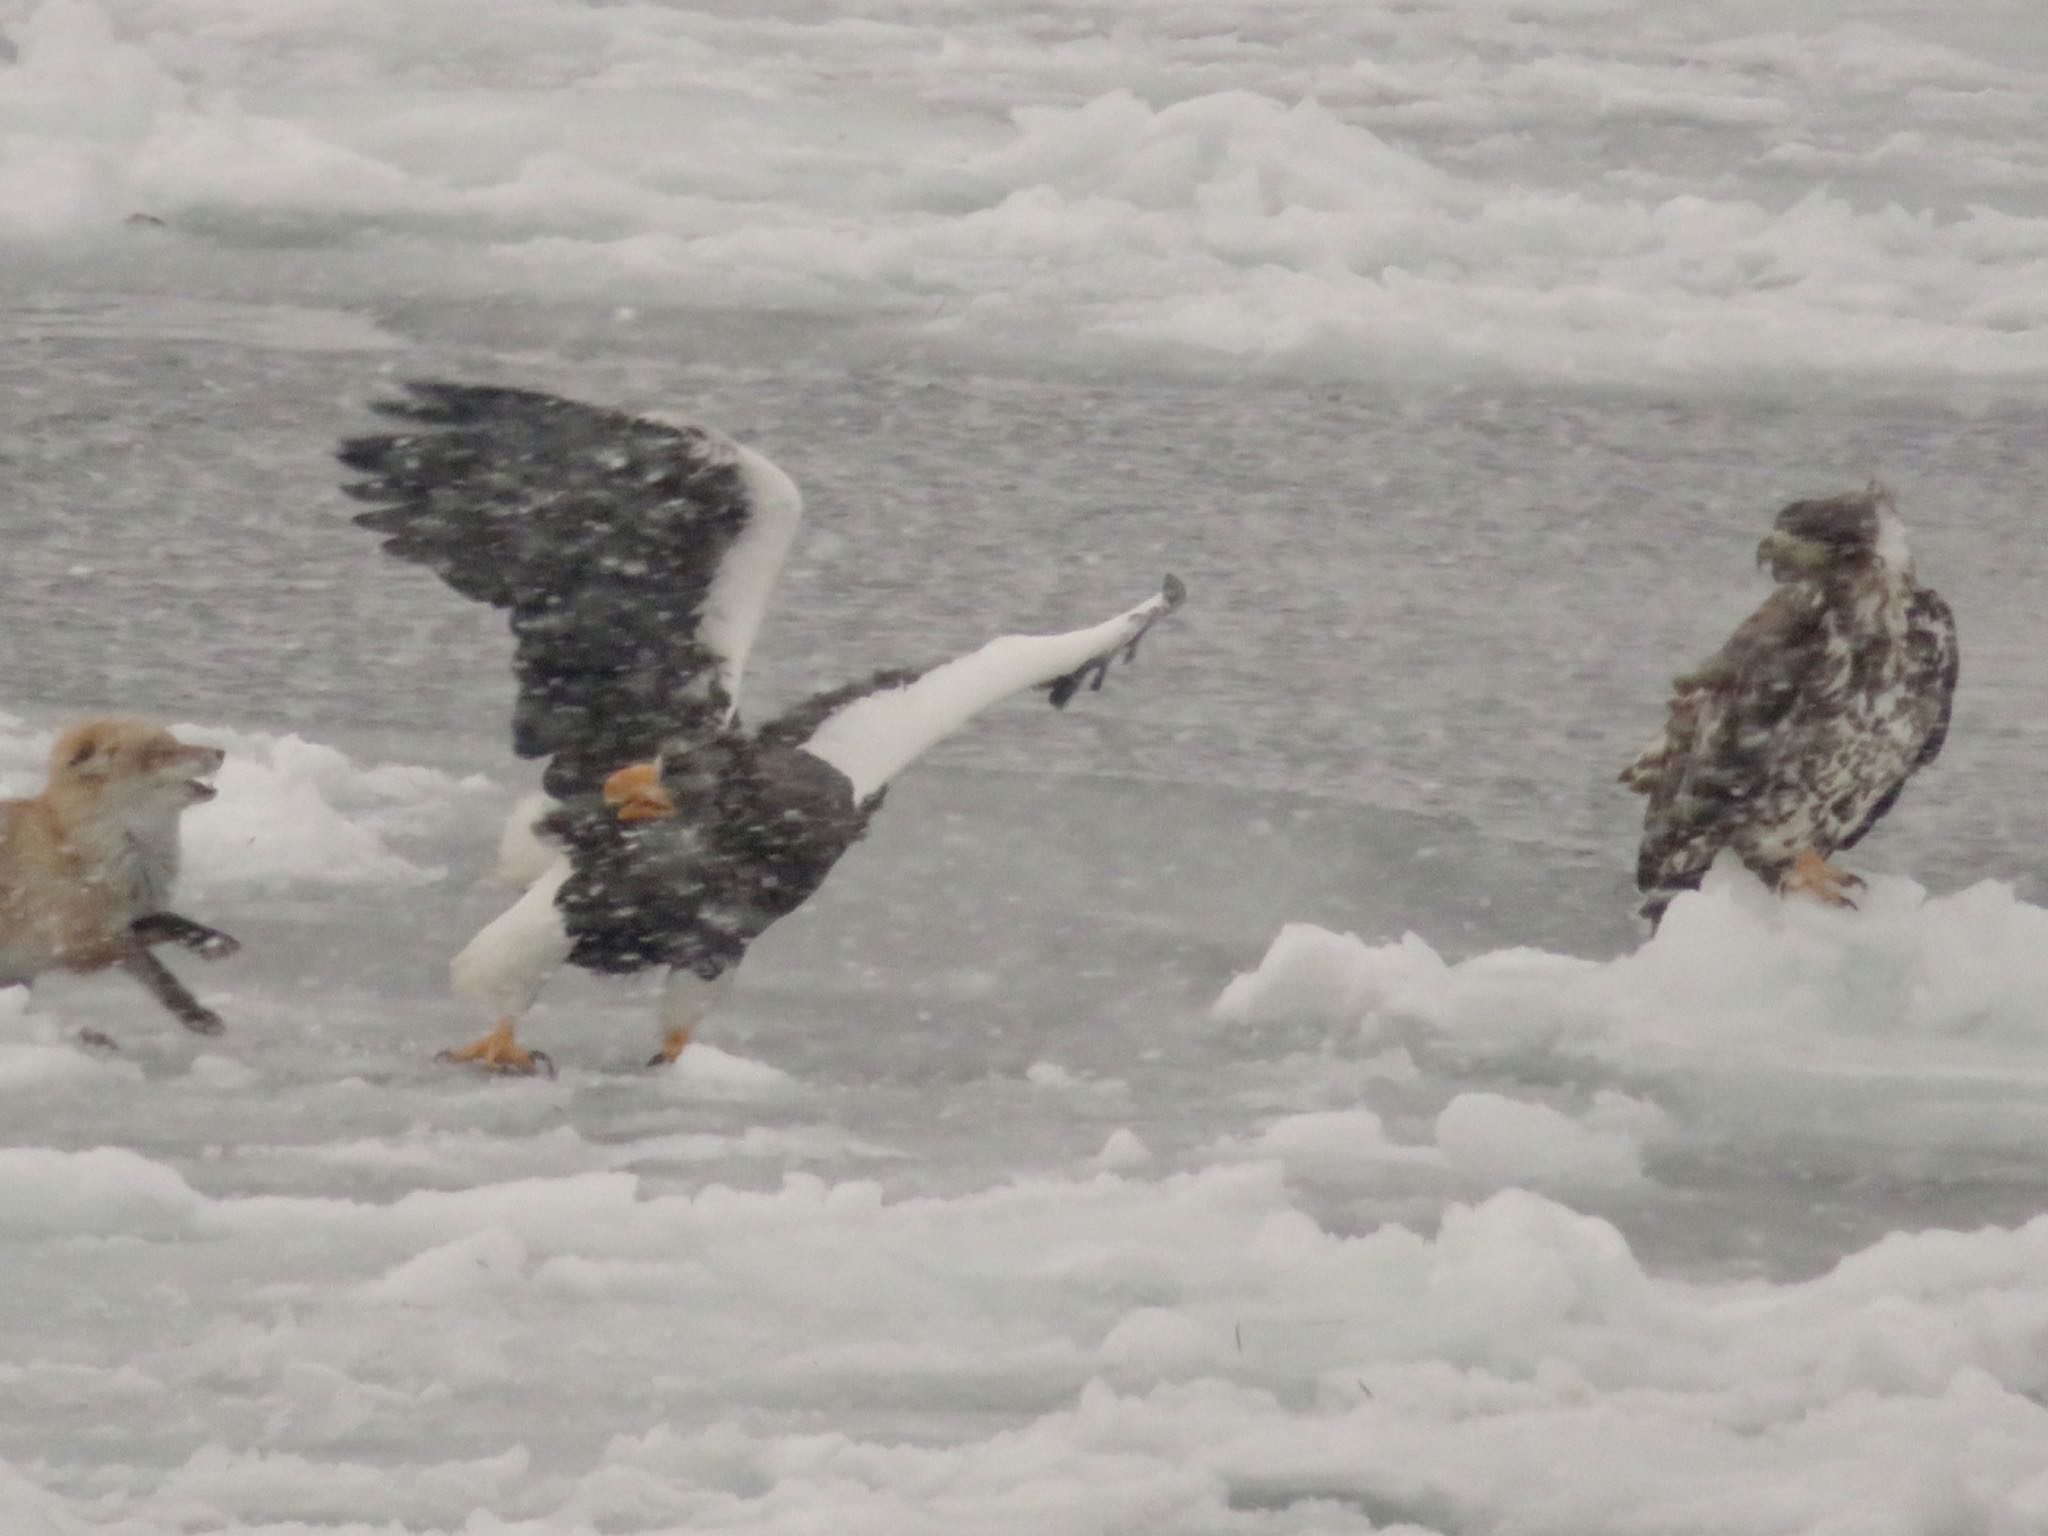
(1621, 485, 1957, 929)
(339, 381, 1184, 1074)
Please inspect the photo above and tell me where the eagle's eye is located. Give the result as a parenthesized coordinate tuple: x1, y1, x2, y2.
(1774, 493, 1880, 553)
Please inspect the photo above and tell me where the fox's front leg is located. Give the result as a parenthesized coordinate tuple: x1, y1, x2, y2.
(119, 949, 224, 1035)
(130, 912, 241, 961)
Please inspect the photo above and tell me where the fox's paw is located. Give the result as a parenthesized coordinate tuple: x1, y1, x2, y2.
(179, 1008, 225, 1036)
(194, 929, 241, 961)
(78, 1028, 120, 1052)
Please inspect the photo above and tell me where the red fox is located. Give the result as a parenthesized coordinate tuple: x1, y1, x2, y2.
(0, 717, 240, 1039)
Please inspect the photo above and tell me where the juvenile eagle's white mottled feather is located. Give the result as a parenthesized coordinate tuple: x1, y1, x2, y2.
(1624, 487, 1956, 925)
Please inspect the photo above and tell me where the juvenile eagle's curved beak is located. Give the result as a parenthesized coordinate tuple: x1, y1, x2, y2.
(602, 762, 676, 821)
(1756, 528, 1831, 579)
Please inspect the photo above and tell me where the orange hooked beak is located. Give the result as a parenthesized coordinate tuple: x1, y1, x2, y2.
(602, 761, 676, 822)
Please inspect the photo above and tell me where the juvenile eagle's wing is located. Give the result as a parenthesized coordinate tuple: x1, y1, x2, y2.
(1840, 582, 1959, 850)
(770, 576, 1186, 801)
(339, 381, 802, 796)
(1623, 582, 1829, 909)
(1906, 585, 1960, 772)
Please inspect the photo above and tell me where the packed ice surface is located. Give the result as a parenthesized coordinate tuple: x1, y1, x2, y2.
(6, 0, 2048, 386)
(1218, 862, 2048, 1194)
(4, 713, 2048, 1531)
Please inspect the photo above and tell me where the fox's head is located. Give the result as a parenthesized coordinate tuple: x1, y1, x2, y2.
(48, 717, 224, 815)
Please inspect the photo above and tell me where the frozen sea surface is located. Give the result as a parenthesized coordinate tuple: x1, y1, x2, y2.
(8, 0, 2048, 387)
(5, 0, 2048, 1531)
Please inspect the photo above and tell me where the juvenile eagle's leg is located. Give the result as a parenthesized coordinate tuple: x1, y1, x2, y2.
(437, 1016, 555, 1078)
(647, 967, 735, 1068)
(1780, 848, 1864, 908)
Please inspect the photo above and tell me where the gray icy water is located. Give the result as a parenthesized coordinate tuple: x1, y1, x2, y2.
(16, 303, 2048, 909)
(5, 300, 2045, 930)
(4, 297, 2048, 1282)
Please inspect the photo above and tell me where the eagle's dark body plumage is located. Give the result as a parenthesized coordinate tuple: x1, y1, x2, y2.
(543, 740, 883, 979)
(338, 380, 1183, 1069)
(1623, 488, 1957, 927)
(541, 667, 925, 978)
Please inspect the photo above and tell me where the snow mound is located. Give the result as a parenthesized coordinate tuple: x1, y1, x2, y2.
(364, 1227, 529, 1305)
(8, 9, 2048, 385)
(182, 728, 493, 891)
(0, 1146, 201, 1237)
(1436, 1092, 1644, 1192)
(1217, 865, 2048, 1180)
(1217, 1107, 1421, 1177)
(1091, 1128, 1153, 1172)
(0, 994, 136, 1088)
(0, 716, 493, 892)
(0, 1040, 131, 1091)
(1219, 865, 2048, 1071)
(4, 1141, 2048, 1529)
(660, 1042, 798, 1099)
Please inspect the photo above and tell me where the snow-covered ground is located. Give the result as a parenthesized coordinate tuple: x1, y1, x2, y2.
(7, 0, 2048, 389)
(5, 717, 2048, 1531)
(6, 0, 2048, 1530)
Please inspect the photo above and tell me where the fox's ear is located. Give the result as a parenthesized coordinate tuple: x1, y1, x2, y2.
(65, 734, 107, 774)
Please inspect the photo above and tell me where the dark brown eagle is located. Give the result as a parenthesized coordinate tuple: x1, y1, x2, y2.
(1621, 485, 1957, 928)
(339, 382, 1183, 1075)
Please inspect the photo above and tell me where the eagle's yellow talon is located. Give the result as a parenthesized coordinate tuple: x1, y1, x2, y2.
(436, 1018, 553, 1077)
(646, 1024, 692, 1069)
(1781, 848, 1862, 908)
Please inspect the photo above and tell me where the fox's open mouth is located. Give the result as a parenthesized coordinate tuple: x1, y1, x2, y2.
(178, 745, 226, 803)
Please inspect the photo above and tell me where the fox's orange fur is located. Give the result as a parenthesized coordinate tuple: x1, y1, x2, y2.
(0, 717, 239, 1037)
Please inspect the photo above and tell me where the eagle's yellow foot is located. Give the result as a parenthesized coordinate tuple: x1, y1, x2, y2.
(645, 1025, 692, 1069)
(1781, 848, 1864, 908)
(436, 1017, 556, 1078)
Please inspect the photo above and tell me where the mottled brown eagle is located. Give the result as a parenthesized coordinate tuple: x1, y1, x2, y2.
(1621, 485, 1957, 928)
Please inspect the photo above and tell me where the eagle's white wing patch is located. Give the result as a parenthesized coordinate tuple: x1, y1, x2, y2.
(694, 440, 804, 719)
(799, 581, 1183, 801)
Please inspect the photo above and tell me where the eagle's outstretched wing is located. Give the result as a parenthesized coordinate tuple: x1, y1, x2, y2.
(1623, 582, 1828, 907)
(777, 576, 1185, 801)
(339, 381, 803, 796)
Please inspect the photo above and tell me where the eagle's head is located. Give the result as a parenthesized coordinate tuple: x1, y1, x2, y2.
(1757, 485, 1909, 582)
